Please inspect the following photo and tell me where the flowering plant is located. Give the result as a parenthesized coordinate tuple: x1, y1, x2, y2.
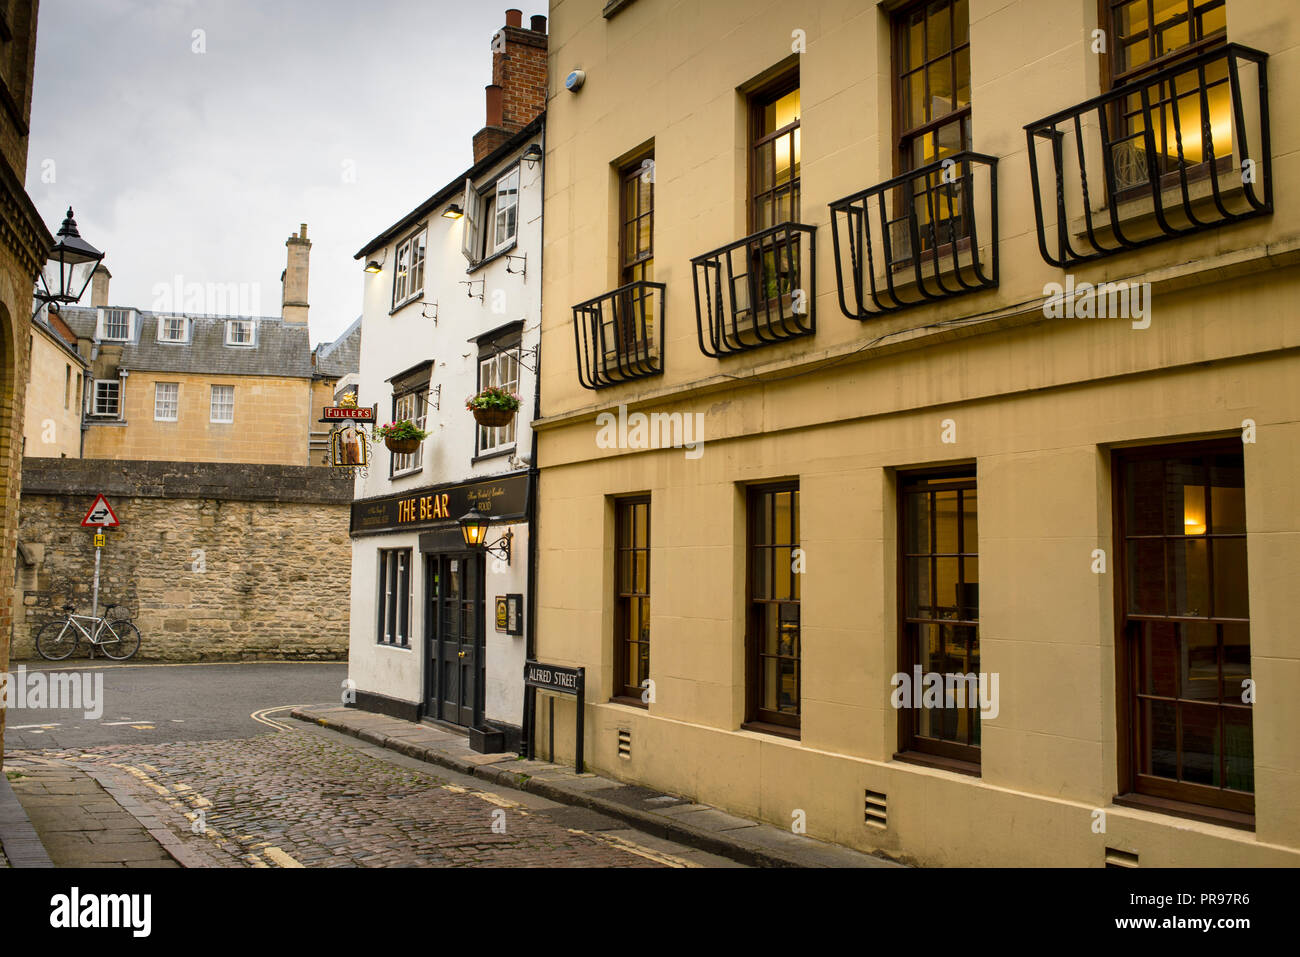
(466, 386, 522, 412)
(374, 420, 429, 441)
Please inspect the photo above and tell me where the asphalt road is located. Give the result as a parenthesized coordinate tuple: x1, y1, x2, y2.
(2, 661, 347, 751)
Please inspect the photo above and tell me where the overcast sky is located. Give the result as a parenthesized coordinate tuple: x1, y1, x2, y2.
(26, 0, 526, 345)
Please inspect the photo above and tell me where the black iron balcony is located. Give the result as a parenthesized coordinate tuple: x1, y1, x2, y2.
(691, 222, 816, 358)
(572, 280, 665, 390)
(1026, 43, 1271, 268)
(829, 152, 999, 318)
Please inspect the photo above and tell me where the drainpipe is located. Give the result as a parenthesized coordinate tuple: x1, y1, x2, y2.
(521, 121, 545, 758)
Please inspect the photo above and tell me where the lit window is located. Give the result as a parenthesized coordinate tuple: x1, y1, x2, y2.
(210, 385, 234, 423)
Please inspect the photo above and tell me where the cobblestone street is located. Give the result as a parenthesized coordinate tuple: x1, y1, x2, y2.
(6, 726, 729, 868)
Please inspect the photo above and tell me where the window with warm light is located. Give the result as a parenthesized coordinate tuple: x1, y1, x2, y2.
(746, 482, 801, 733)
(1115, 440, 1252, 823)
(1108, 0, 1230, 184)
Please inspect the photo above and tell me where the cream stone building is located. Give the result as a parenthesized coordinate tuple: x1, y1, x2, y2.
(533, 0, 1300, 866)
(34, 227, 361, 465)
(24, 305, 85, 459)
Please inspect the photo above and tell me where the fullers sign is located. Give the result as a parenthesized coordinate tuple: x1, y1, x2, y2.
(320, 405, 374, 423)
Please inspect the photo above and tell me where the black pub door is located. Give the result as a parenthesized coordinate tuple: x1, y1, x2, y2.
(425, 553, 484, 727)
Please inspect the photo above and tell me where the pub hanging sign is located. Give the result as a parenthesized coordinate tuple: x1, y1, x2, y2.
(323, 392, 376, 470)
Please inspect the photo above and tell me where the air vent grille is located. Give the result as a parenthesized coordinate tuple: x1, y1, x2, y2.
(617, 728, 632, 760)
(1105, 847, 1139, 868)
(864, 788, 887, 828)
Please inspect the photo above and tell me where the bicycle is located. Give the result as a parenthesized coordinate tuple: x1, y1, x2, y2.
(36, 602, 141, 661)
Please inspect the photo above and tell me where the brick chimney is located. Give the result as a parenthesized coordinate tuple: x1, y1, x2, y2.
(472, 9, 548, 163)
(90, 264, 111, 308)
(281, 223, 310, 325)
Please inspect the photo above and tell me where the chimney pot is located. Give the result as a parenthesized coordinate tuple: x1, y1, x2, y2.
(530, 14, 546, 33)
(485, 84, 504, 127)
(505, 8, 522, 27)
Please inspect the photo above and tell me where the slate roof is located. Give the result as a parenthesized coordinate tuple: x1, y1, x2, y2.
(56, 305, 316, 379)
(313, 315, 362, 378)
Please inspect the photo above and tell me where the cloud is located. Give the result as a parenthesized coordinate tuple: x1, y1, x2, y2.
(26, 0, 517, 344)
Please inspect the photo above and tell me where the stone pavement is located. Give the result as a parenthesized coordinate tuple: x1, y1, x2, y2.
(6, 728, 737, 868)
(4, 763, 175, 867)
(294, 704, 901, 869)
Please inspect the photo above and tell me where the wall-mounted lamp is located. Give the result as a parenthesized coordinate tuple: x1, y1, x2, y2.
(459, 506, 513, 564)
(364, 260, 383, 273)
(522, 144, 543, 169)
(442, 204, 465, 220)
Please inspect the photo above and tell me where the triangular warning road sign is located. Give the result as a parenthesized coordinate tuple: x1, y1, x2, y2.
(80, 494, 120, 528)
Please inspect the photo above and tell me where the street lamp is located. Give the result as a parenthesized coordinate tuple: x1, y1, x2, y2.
(458, 506, 512, 565)
(37, 208, 104, 307)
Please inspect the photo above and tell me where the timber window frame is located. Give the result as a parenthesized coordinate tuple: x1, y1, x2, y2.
(91, 379, 120, 418)
(391, 226, 427, 312)
(225, 319, 256, 347)
(98, 307, 134, 342)
(749, 71, 801, 233)
(1112, 439, 1254, 826)
(744, 481, 801, 734)
(156, 315, 187, 343)
(896, 467, 981, 773)
(619, 150, 655, 286)
(210, 384, 235, 424)
(153, 382, 179, 422)
(377, 548, 413, 648)
(460, 165, 521, 268)
(475, 335, 520, 458)
(613, 495, 651, 705)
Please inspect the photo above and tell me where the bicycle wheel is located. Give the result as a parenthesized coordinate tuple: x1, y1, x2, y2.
(36, 619, 80, 660)
(98, 620, 141, 660)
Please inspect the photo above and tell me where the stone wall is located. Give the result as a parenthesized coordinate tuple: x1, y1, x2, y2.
(12, 458, 355, 661)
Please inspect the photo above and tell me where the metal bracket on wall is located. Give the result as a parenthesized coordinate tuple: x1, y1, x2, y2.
(460, 279, 485, 304)
(486, 340, 539, 374)
(423, 383, 441, 412)
(422, 301, 438, 323)
(505, 253, 527, 279)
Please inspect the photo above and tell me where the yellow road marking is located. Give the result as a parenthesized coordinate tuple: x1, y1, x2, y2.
(570, 828, 700, 868)
(263, 847, 305, 868)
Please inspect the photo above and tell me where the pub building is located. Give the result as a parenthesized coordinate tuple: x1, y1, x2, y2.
(345, 9, 547, 752)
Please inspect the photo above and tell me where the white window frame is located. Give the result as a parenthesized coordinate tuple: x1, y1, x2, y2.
(98, 308, 134, 341)
(226, 320, 256, 346)
(391, 228, 427, 310)
(157, 315, 187, 343)
(460, 165, 521, 265)
(91, 379, 120, 417)
(210, 384, 235, 424)
(154, 382, 179, 421)
(390, 388, 427, 476)
(476, 347, 519, 455)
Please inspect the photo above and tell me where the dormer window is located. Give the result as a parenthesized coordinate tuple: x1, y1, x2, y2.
(98, 308, 134, 341)
(157, 315, 188, 343)
(226, 320, 256, 346)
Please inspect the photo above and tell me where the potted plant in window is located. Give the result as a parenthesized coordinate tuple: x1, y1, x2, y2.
(466, 386, 521, 428)
(375, 419, 429, 454)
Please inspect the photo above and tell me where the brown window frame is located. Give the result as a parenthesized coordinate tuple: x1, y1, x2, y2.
(744, 481, 801, 735)
(895, 467, 981, 773)
(612, 495, 651, 704)
(747, 71, 801, 234)
(891, 0, 972, 178)
(618, 151, 654, 286)
(1112, 438, 1254, 827)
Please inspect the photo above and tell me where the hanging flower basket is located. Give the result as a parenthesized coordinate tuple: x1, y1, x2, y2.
(375, 419, 429, 454)
(385, 436, 420, 454)
(467, 386, 522, 428)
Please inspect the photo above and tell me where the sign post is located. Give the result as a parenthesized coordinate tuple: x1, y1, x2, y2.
(80, 494, 120, 619)
(523, 660, 585, 773)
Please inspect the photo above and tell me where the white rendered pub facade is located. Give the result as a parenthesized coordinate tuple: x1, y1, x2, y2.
(347, 10, 547, 752)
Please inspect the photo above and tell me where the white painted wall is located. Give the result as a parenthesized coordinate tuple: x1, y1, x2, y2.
(349, 132, 543, 726)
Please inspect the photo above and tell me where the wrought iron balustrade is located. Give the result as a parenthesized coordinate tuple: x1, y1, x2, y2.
(1025, 43, 1271, 268)
(572, 280, 665, 390)
(829, 151, 999, 318)
(691, 222, 816, 358)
